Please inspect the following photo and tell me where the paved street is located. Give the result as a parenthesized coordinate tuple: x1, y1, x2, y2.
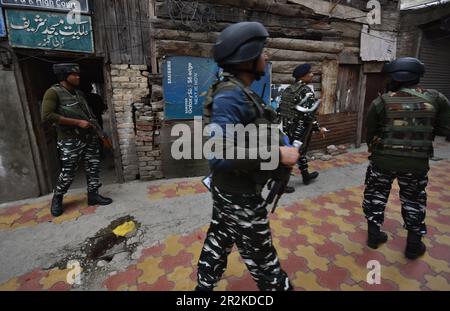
(1, 138, 449, 291)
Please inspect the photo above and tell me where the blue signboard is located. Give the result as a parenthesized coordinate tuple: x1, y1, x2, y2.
(0, 5, 6, 37)
(5, 9, 94, 53)
(163, 56, 272, 120)
(163, 56, 219, 120)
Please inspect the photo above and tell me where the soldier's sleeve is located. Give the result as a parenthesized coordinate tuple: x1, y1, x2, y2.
(210, 89, 264, 172)
(41, 88, 61, 124)
(434, 92, 450, 137)
(366, 96, 383, 145)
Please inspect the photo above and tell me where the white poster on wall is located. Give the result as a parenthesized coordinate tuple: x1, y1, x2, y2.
(360, 25, 397, 62)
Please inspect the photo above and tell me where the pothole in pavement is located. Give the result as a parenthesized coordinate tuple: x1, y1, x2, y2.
(84, 216, 137, 262)
(47, 215, 144, 288)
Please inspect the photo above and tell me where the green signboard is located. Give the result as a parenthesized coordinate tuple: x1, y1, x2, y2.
(5, 9, 94, 53)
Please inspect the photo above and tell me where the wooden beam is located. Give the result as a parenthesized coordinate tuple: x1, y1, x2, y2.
(157, 0, 315, 18)
(266, 48, 337, 61)
(149, 0, 158, 73)
(156, 1, 312, 29)
(356, 69, 367, 148)
(155, 40, 337, 61)
(155, 40, 213, 58)
(104, 64, 125, 183)
(151, 29, 219, 43)
(320, 59, 339, 115)
(287, 0, 368, 24)
(329, 21, 362, 39)
(150, 17, 342, 40)
(152, 28, 345, 53)
(271, 61, 322, 74)
(267, 38, 344, 53)
(338, 55, 360, 64)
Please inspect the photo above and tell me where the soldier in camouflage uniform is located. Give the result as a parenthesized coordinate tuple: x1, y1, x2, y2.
(278, 64, 323, 187)
(363, 57, 450, 259)
(42, 63, 113, 217)
(196, 22, 299, 291)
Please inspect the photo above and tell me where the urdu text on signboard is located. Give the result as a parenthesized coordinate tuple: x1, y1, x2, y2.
(5, 9, 94, 53)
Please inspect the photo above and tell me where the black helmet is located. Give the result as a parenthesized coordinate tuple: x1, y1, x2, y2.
(53, 63, 80, 81)
(383, 57, 425, 82)
(214, 22, 269, 66)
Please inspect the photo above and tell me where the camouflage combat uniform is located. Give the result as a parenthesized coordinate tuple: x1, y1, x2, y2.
(363, 88, 450, 235)
(278, 81, 320, 174)
(42, 84, 101, 196)
(197, 73, 292, 291)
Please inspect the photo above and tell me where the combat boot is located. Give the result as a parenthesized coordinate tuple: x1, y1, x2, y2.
(405, 231, 426, 260)
(367, 221, 388, 249)
(284, 185, 295, 194)
(268, 181, 295, 194)
(302, 171, 319, 185)
(88, 191, 113, 206)
(51, 194, 64, 217)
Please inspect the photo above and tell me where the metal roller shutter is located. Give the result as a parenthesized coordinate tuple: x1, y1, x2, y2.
(419, 30, 450, 100)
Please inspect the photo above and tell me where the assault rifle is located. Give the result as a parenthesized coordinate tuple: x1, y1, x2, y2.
(265, 98, 322, 214)
(88, 117, 113, 150)
(58, 104, 113, 150)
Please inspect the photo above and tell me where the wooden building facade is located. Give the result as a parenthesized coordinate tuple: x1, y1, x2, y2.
(1, 0, 405, 203)
(147, 0, 400, 175)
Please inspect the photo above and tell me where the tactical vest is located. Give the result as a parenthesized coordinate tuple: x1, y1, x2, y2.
(278, 82, 302, 119)
(278, 81, 316, 142)
(373, 88, 437, 159)
(204, 74, 262, 124)
(278, 81, 314, 119)
(52, 84, 94, 135)
(203, 73, 282, 193)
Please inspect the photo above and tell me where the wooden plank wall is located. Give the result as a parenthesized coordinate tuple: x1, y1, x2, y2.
(335, 65, 361, 113)
(309, 112, 358, 150)
(149, 0, 399, 150)
(151, 0, 362, 113)
(91, 0, 151, 65)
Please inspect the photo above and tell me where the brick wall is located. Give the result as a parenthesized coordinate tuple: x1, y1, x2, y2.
(134, 84, 164, 180)
(110, 64, 163, 182)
